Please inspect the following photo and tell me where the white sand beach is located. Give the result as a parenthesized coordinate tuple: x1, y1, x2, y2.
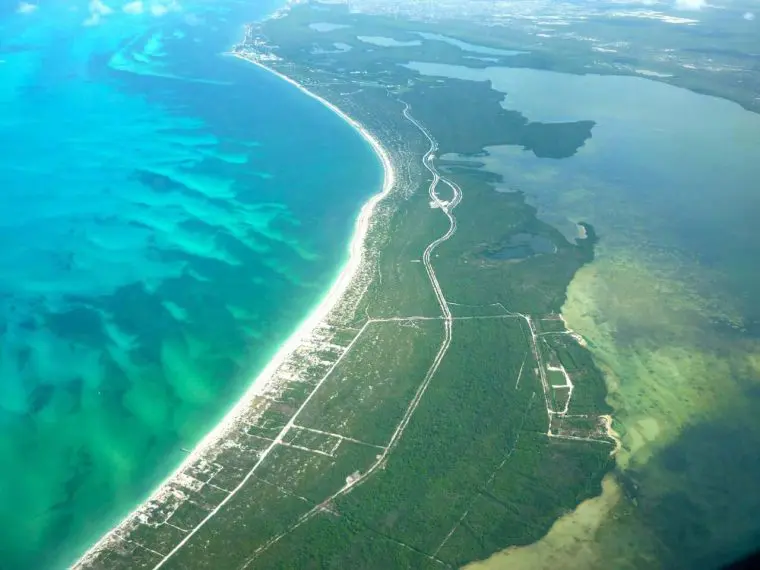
(73, 48, 396, 570)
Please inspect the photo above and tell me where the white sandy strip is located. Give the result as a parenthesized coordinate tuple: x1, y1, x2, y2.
(72, 54, 395, 568)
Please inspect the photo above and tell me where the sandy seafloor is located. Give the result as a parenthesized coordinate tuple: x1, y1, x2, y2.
(0, 1, 383, 568)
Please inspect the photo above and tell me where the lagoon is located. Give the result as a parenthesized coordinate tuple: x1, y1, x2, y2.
(408, 60, 760, 566)
(358, 35, 423, 48)
(415, 32, 525, 57)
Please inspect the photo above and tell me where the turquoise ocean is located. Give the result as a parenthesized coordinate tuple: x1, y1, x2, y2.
(0, 1, 382, 567)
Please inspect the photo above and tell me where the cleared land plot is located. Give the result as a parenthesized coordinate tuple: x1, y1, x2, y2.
(542, 333, 611, 416)
(193, 484, 229, 510)
(297, 319, 444, 445)
(129, 523, 187, 557)
(162, 476, 313, 570)
(550, 414, 609, 440)
(547, 369, 568, 387)
(280, 426, 343, 455)
(97, 541, 162, 570)
(255, 441, 381, 503)
(184, 459, 222, 484)
(537, 318, 567, 333)
(210, 437, 271, 491)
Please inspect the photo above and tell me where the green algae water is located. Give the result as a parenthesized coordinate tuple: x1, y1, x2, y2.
(409, 62, 760, 568)
(0, 2, 382, 568)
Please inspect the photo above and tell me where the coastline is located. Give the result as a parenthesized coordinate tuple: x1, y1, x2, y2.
(72, 52, 396, 568)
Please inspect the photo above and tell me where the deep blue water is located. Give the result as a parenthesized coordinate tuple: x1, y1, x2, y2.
(0, 1, 382, 567)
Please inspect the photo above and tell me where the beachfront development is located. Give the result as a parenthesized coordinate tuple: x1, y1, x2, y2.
(73, 1, 760, 569)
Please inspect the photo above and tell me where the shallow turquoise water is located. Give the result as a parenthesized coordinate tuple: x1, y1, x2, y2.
(0, 2, 382, 568)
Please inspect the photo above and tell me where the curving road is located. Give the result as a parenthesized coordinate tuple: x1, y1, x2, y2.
(242, 102, 464, 567)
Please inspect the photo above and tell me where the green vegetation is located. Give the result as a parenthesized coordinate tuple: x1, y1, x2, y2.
(404, 79, 594, 158)
(165, 478, 313, 569)
(297, 320, 443, 442)
(336, 318, 539, 553)
(129, 524, 185, 559)
(238, 317, 611, 569)
(280, 427, 340, 453)
(434, 167, 596, 316)
(540, 333, 609, 416)
(439, 433, 609, 564)
(253, 514, 442, 570)
(357, 184, 449, 319)
(209, 431, 270, 491)
(79, 5, 618, 569)
(255, 441, 380, 503)
(262, 2, 760, 114)
(98, 544, 160, 570)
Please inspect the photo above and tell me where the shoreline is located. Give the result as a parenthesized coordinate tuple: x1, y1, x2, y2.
(72, 51, 396, 569)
